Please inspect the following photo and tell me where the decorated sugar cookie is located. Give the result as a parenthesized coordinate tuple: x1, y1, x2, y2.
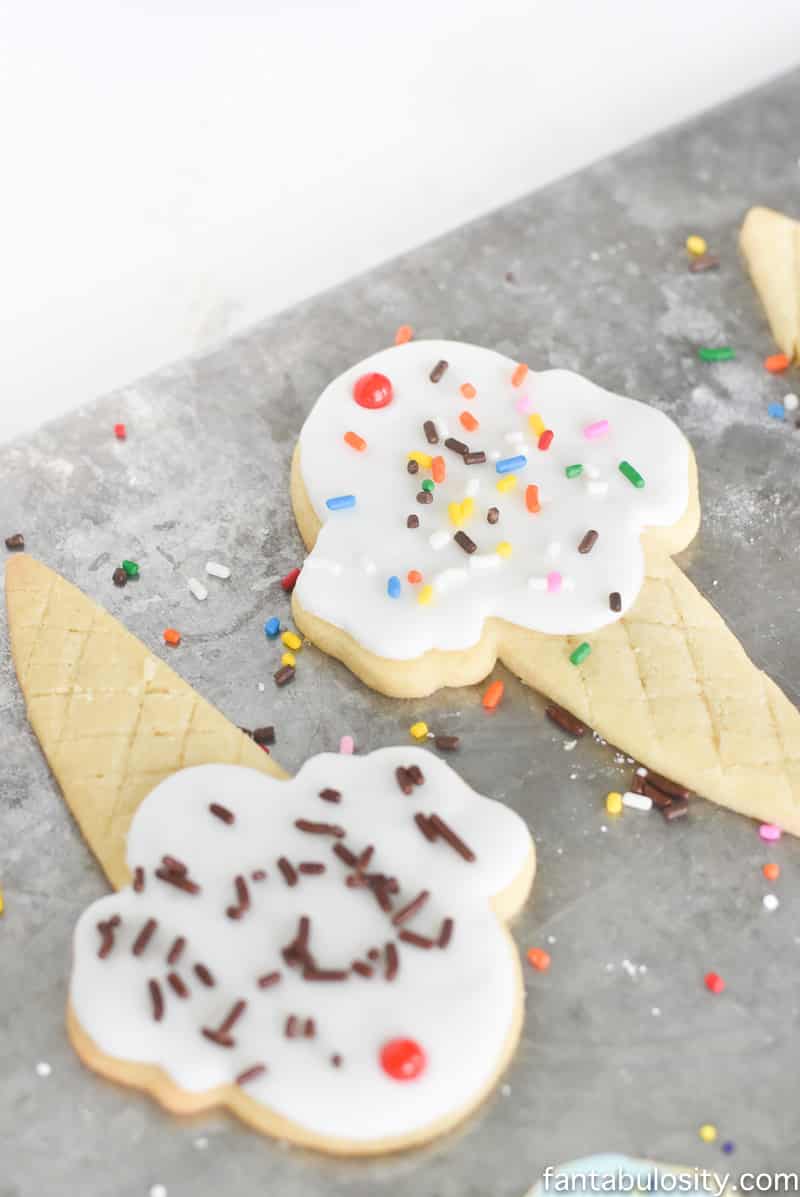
(291, 339, 800, 834)
(68, 750, 534, 1153)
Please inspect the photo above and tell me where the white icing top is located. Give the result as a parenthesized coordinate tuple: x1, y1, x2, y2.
(70, 749, 532, 1144)
(296, 340, 690, 659)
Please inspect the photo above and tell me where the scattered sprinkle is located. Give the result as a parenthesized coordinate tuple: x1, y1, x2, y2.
(188, 578, 208, 601)
(511, 363, 529, 387)
(163, 628, 181, 647)
(387, 575, 401, 599)
(763, 893, 780, 912)
(763, 862, 780, 881)
(764, 352, 790, 373)
(460, 383, 476, 399)
(759, 823, 782, 842)
(609, 591, 622, 613)
(114, 423, 126, 440)
(430, 359, 448, 383)
(525, 484, 540, 513)
(496, 541, 512, 558)
(686, 234, 708, 256)
(698, 346, 735, 362)
(5, 533, 25, 551)
(206, 561, 231, 579)
(417, 584, 434, 606)
(698, 1124, 717, 1144)
(35, 1060, 51, 1077)
(326, 494, 356, 511)
(689, 253, 720, 273)
(606, 792, 623, 815)
(339, 735, 354, 754)
(618, 460, 645, 488)
(122, 559, 139, 578)
(409, 722, 429, 740)
(527, 948, 551, 971)
(482, 679, 504, 710)
(407, 569, 423, 584)
(274, 664, 295, 687)
(537, 429, 554, 451)
(496, 454, 527, 475)
(434, 735, 460, 751)
(150, 1186, 168, 1197)
(281, 651, 296, 668)
(394, 325, 413, 345)
(784, 392, 799, 412)
(584, 420, 609, 440)
(264, 617, 281, 638)
(565, 464, 583, 479)
(528, 412, 545, 436)
(112, 566, 128, 587)
(569, 642, 591, 666)
(459, 411, 479, 432)
(281, 630, 302, 652)
(704, 971, 725, 995)
(345, 429, 368, 452)
(721, 1141, 735, 1155)
(496, 474, 517, 493)
(622, 791, 651, 812)
(768, 402, 785, 420)
(280, 567, 301, 592)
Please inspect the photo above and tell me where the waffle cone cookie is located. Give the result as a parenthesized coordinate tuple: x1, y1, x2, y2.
(291, 339, 800, 835)
(5, 554, 285, 889)
(740, 205, 800, 361)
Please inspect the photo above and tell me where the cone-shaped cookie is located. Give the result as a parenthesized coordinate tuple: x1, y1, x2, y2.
(740, 205, 800, 361)
(5, 555, 285, 889)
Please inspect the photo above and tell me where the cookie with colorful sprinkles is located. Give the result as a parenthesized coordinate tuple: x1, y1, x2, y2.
(67, 750, 534, 1154)
(291, 338, 800, 835)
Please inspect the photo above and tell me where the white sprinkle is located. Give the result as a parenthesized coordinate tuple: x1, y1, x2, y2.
(528, 576, 547, 591)
(652, 1007, 661, 1017)
(546, 541, 561, 559)
(763, 893, 780, 912)
(194, 1137, 209, 1150)
(635, 766, 647, 776)
(784, 393, 799, 412)
(469, 553, 501, 571)
(360, 555, 377, 575)
(500, 1083, 512, 1097)
(546, 935, 557, 944)
(621, 959, 637, 977)
(35, 1061, 52, 1077)
(188, 577, 208, 602)
(433, 568, 468, 593)
(622, 791, 652, 812)
(587, 480, 608, 496)
(563, 739, 577, 751)
(505, 430, 524, 444)
(464, 478, 480, 498)
(429, 530, 451, 551)
(205, 561, 230, 579)
(150, 1186, 167, 1197)
(433, 417, 449, 439)
(600, 825, 607, 832)
(257, 682, 265, 692)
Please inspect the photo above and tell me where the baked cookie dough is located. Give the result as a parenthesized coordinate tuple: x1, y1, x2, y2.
(740, 205, 800, 362)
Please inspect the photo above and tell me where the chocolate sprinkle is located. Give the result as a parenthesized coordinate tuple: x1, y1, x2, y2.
(429, 359, 448, 383)
(406, 764, 424, 786)
(444, 437, 468, 457)
(406, 514, 420, 529)
(274, 664, 295, 687)
(352, 961, 374, 977)
(639, 768, 692, 800)
(429, 813, 476, 862)
(194, 963, 215, 987)
(5, 533, 25, 551)
(414, 812, 437, 842)
(318, 787, 341, 803)
(423, 419, 439, 444)
(253, 725, 275, 745)
(167, 972, 190, 998)
(298, 861, 326, 875)
(258, 971, 282, 988)
(395, 766, 414, 795)
(97, 917, 120, 959)
(689, 253, 720, 273)
(154, 868, 200, 895)
(209, 802, 235, 825)
(578, 529, 599, 554)
(644, 781, 673, 810)
(662, 796, 689, 821)
(398, 929, 435, 949)
(236, 1063, 267, 1085)
(407, 459, 419, 475)
(112, 565, 128, 586)
(202, 1027, 234, 1048)
(367, 948, 380, 961)
(434, 734, 460, 751)
(166, 936, 186, 965)
(545, 703, 588, 738)
(392, 889, 430, 926)
(632, 772, 646, 795)
(133, 867, 145, 892)
(303, 968, 348, 982)
(332, 843, 358, 868)
(162, 855, 187, 875)
(148, 978, 164, 1022)
(486, 506, 499, 524)
(464, 450, 486, 465)
(331, 1054, 343, 1067)
(132, 918, 158, 956)
(285, 1015, 299, 1038)
(227, 874, 251, 918)
(295, 818, 345, 838)
(218, 999, 247, 1034)
(438, 917, 454, 949)
(304, 1018, 316, 1038)
(278, 857, 298, 887)
(251, 869, 267, 881)
(416, 490, 433, 505)
(609, 591, 622, 613)
(454, 530, 477, 555)
(385, 942, 399, 981)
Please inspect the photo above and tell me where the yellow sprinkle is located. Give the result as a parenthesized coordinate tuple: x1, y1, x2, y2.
(0, 888, 4, 915)
(448, 501, 464, 527)
(686, 234, 707, 256)
(460, 497, 475, 520)
(418, 584, 434, 606)
(281, 631, 302, 651)
(496, 541, 513, 558)
(409, 721, 429, 740)
(606, 791, 623, 815)
(497, 474, 517, 493)
(698, 1124, 717, 1144)
(528, 412, 545, 436)
(281, 651, 296, 668)
(408, 450, 433, 468)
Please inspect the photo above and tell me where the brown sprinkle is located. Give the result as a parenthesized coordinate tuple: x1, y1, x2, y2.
(274, 664, 295, 687)
(258, 971, 282, 988)
(252, 726, 275, 745)
(429, 359, 448, 383)
(385, 942, 399, 981)
(318, 787, 341, 803)
(367, 948, 380, 961)
(423, 419, 439, 443)
(298, 862, 326, 875)
(444, 437, 468, 457)
(148, 978, 164, 1022)
(202, 1027, 234, 1048)
(5, 533, 25, 551)
(464, 450, 486, 465)
(407, 459, 419, 475)
(689, 253, 720, 273)
(97, 918, 119, 959)
(434, 734, 460, 751)
(236, 1063, 267, 1085)
(278, 856, 298, 887)
(132, 917, 158, 956)
(285, 1015, 299, 1038)
(303, 968, 348, 982)
(438, 917, 454, 949)
(304, 1018, 316, 1038)
(358, 844, 374, 868)
(639, 767, 692, 800)
(414, 812, 437, 842)
(112, 565, 128, 587)
(251, 869, 267, 881)
(545, 703, 588, 738)
(486, 507, 499, 524)
(209, 802, 235, 825)
(578, 529, 599, 554)
(662, 796, 689, 821)
(406, 514, 420, 529)
(295, 818, 345, 838)
(454, 530, 477, 555)
(194, 963, 215, 987)
(166, 936, 186, 965)
(167, 972, 190, 998)
(333, 843, 358, 868)
(227, 874, 250, 918)
(154, 868, 200, 895)
(429, 813, 476, 862)
(162, 855, 187, 875)
(392, 889, 430, 927)
(416, 490, 433, 505)
(644, 781, 673, 810)
(352, 961, 374, 977)
(331, 1054, 343, 1068)
(631, 772, 646, 795)
(395, 766, 414, 795)
(398, 929, 435, 949)
(218, 999, 247, 1034)
(406, 764, 424, 786)
(133, 867, 145, 892)
(609, 591, 622, 613)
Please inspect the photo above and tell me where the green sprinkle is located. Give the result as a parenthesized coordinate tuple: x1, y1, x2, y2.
(618, 460, 645, 489)
(565, 464, 583, 479)
(122, 559, 139, 578)
(698, 346, 735, 362)
(421, 479, 435, 493)
(569, 642, 591, 666)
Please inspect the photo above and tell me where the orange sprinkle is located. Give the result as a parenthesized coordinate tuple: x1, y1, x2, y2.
(344, 431, 366, 452)
(764, 353, 790, 373)
(394, 325, 414, 345)
(511, 363, 529, 387)
(525, 484, 540, 514)
(163, 628, 181, 647)
(407, 569, 423, 584)
(527, 947, 551, 972)
(763, 862, 780, 881)
(460, 383, 477, 399)
(431, 455, 446, 483)
(460, 410, 479, 432)
(482, 679, 504, 710)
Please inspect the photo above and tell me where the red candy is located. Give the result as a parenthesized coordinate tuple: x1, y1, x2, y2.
(704, 971, 725, 994)
(353, 372, 393, 410)
(280, 568, 301, 592)
(114, 423, 126, 440)
(380, 1037, 426, 1081)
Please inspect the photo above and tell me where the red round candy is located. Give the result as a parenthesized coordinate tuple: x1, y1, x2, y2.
(380, 1037, 426, 1081)
(704, 971, 725, 994)
(353, 372, 393, 410)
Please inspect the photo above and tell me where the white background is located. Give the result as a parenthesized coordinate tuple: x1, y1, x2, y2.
(1, 1, 799, 445)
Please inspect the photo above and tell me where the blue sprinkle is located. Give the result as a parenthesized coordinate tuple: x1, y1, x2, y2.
(387, 575, 402, 599)
(495, 454, 527, 474)
(264, 617, 281, 638)
(721, 1141, 735, 1155)
(326, 494, 356, 510)
(768, 402, 785, 421)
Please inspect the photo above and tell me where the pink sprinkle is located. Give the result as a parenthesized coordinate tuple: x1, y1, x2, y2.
(546, 571, 563, 594)
(584, 420, 610, 440)
(759, 823, 782, 842)
(514, 394, 533, 414)
(339, 735, 355, 754)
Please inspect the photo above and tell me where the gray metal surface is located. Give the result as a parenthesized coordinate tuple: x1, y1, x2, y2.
(2, 68, 800, 1197)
